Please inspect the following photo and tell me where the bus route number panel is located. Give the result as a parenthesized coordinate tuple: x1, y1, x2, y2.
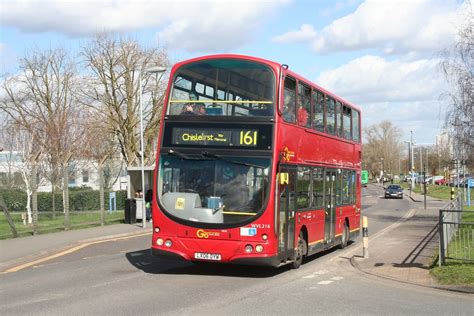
(163, 123, 273, 150)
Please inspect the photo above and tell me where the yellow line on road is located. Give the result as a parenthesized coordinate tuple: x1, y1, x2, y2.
(1, 232, 151, 274)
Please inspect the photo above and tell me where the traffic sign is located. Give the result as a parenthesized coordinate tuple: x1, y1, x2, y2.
(468, 178, 474, 188)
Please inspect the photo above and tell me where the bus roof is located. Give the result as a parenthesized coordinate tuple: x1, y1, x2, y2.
(172, 54, 361, 113)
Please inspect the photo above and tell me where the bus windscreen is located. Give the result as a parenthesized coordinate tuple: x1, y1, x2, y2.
(158, 155, 271, 225)
(167, 59, 275, 117)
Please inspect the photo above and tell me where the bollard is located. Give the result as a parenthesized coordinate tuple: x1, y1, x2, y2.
(362, 216, 369, 258)
(450, 187, 454, 200)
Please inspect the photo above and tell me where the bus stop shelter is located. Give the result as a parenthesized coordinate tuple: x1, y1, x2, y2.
(125, 165, 154, 222)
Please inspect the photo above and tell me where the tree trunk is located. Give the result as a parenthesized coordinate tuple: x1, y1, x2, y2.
(0, 194, 18, 238)
(63, 165, 70, 230)
(32, 163, 39, 236)
(100, 163, 105, 226)
(21, 169, 33, 224)
(51, 182, 56, 219)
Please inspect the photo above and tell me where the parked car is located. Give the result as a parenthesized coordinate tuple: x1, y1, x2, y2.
(385, 184, 403, 199)
(435, 177, 446, 185)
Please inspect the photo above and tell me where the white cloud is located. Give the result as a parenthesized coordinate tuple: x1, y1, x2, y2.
(316, 55, 446, 104)
(0, 0, 289, 51)
(273, 0, 462, 55)
(316, 55, 447, 143)
(272, 24, 316, 43)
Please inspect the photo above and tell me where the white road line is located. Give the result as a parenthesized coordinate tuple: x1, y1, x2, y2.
(331, 276, 344, 281)
(317, 280, 333, 285)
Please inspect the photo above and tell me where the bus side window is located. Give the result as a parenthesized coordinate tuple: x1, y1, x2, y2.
(297, 83, 311, 127)
(297, 166, 311, 209)
(312, 90, 325, 132)
(352, 110, 360, 142)
(311, 167, 324, 209)
(282, 77, 296, 123)
(343, 105, 352, 140)
(336, 101, 343, 137)
(326, 97, 336, 135)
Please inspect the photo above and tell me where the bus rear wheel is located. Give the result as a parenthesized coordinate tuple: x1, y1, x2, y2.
(292, 232, 307, 269)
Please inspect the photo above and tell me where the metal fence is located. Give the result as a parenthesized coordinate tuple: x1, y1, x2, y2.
(438, 195, 474, 266)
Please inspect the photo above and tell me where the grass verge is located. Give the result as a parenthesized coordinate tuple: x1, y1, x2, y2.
(400, 183, 473, 200)
(0, 211, 125, 239)
(430, 205, 474, 286)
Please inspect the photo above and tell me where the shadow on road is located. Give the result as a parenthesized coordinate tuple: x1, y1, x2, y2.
(125, 241, 356, 278)
(125, 249, 289, 278)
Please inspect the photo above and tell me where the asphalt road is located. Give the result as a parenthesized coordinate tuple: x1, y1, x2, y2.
(0, 184, 472, 315)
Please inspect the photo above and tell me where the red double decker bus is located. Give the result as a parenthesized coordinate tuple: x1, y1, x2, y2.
(151, 54, 361, 268)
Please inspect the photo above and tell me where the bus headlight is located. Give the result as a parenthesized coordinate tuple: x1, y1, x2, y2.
(255, 245, 264, 253)
(156, 238, 164, 246)
(245, 244, 253, 253)
(262, 234, 268, 241)
(165, 240, 173, 247)
(154, 227, 160, 233)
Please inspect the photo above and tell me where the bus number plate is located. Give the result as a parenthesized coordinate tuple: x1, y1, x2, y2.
(194, 252, 221, 261)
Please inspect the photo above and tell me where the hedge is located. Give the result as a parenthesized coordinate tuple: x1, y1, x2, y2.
(1, 188, 127, 213)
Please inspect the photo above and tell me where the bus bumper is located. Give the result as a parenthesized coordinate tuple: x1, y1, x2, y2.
(151, 247, 281, 267)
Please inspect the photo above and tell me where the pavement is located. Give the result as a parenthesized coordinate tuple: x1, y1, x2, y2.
(1, 191, 472, 294)
(0, 223, 152, 272)
(351, 188, 474, 294)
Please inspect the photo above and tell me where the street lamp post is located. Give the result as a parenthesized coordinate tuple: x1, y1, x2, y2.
(410, 130, 415, 191)
(139, 66, 167, 228)
(380, 157, 384, 184)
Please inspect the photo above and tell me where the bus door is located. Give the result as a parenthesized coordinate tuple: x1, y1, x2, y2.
(278, 166, 297, 261)
(324, 169, 337, 245)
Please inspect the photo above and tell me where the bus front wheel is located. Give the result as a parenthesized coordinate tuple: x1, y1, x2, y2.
(292, 232, 307, 269)
(340, 222, 349, 249)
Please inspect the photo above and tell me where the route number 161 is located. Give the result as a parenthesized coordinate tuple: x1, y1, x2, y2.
(239, 131, 258, 146)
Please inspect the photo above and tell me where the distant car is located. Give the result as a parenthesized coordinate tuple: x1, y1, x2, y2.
(385, 184, 403, 199)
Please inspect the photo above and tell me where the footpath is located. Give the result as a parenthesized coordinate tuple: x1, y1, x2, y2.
(351, 187, 473, 294)
(0, 223, 152, 272)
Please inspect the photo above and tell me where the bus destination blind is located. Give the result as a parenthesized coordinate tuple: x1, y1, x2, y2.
(171, 127, 259, 147)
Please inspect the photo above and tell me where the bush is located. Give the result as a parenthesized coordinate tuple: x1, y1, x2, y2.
(1, 188, 127, 212)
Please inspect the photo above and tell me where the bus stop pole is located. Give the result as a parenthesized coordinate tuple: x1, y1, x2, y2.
(362, 216, 368, 258)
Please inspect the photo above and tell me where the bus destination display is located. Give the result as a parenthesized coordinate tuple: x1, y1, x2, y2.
(171, 127, 258, 147)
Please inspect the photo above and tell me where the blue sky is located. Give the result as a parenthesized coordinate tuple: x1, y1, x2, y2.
(0, 0, 469, 144)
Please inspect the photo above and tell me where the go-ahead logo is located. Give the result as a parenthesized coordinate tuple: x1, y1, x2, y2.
(196, 229, 220, 238)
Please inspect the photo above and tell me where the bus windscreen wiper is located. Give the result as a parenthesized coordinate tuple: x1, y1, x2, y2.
(168, 149, 210, 161)
(201, 151, 265, 169)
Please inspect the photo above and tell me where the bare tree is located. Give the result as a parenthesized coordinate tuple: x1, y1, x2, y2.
(440, 2, 473, 168)
(1, 47, 85, 220)
(4, 124, 37, 223)
(80, 35, 169, 166)
(363, 121, 403, 180)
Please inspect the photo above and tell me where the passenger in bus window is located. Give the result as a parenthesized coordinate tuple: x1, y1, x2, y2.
(195, 104, 207, 115)
(297, 106, 308, 126)
(181, 92, 198, 115)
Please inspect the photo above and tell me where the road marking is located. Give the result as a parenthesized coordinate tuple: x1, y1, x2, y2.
(302, 269, 328, 279)
(317, 280, 333, 285)
(0, 232, 151, 274)
(331, 276, 344, 281)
